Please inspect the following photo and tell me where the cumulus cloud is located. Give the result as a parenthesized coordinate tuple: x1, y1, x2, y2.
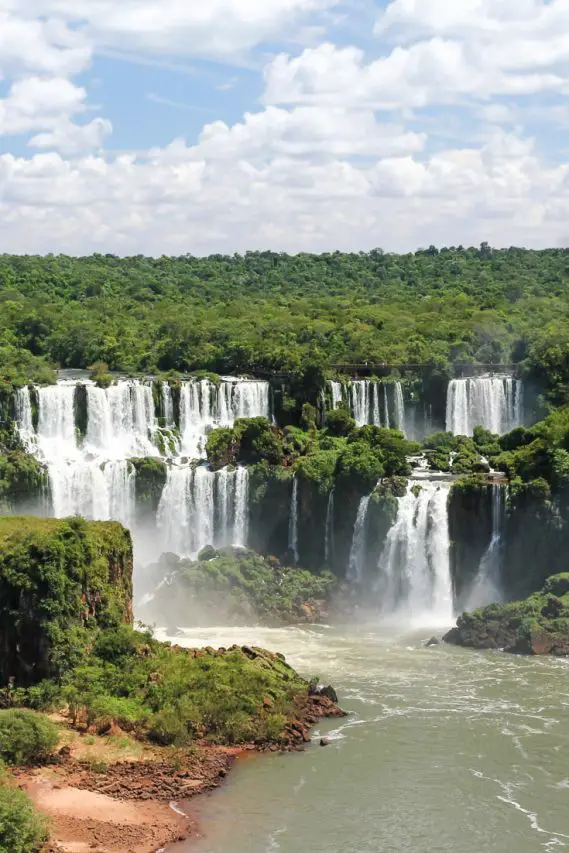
(1, 128, 569, 256)
(0, 77, 86, 135)
(12, 0, 340, 58)
(0, 0, 569, 254)
(264, 39, 567, 111)
(29, 117, 112, 154)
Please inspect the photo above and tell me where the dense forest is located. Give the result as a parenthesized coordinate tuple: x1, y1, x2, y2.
(1, 247, 569, 403)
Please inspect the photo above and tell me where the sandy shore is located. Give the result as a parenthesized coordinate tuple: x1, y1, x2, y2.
(15, 693, 344, 853)
(27, 780, 190, 853)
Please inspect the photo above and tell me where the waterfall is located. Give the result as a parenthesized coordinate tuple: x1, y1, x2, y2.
(371, 384, 381, 426)
(324, 489, 335, 564)
(15, 387, 34, 442)
(179, 380, 213, 459)
(383, 386, 390, 428)
(13, 376, 266, 560)
(288, 476, 299, 564)
(157, 464, 250, 557)
(180, 378, 271, 458)
(232, 380, 271, 421)
(465, 483, 505, 609)
(162, 384, 174, 426)
(350, 381, 370, 427)
(329, 381, 343, 410)
(446, 376, 523, 436)
(347, 495, 371, 582)
(394, 382, 405, 434)
(376, 481, 453, 626)
(233, 466, 249, 547)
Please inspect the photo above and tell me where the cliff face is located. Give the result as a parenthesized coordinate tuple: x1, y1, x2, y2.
(0, 516, 133, 687)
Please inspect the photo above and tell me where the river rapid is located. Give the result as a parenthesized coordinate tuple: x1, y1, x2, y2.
(163, 624, 569, 853)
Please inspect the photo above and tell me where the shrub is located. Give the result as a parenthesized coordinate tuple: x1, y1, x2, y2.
(147, 708, 190, 746)
(0, 785, 48, 853)
(0, 710, 59, 766)
(326, 406, 355, 437)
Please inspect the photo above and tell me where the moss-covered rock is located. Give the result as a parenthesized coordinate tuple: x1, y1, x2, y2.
(130, 457, 167, 514)
(0, 516, 133, 686)
(0, 453, 49, 514)
(444, 573, 569, 655)
(248, 463, 294, 559)
(448, 477, 495, 603)
(74, 383, 89, 438)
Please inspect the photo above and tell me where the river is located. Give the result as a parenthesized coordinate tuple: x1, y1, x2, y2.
(163, 624, 569, 853)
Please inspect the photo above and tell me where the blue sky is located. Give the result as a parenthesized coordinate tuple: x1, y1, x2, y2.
(1, 0, 569, 256)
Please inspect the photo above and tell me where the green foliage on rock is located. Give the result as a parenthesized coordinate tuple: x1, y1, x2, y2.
(445, 573, 569, 656)
(58, 628, 308, 746)
(130, 457, 167, 514)
(0, 453, 48, 513)
(0, 517, 132, 687)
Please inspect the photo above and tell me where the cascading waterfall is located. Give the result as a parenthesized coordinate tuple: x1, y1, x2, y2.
(180, 379, 271, 458)
(161, 384, 174, 426)
(288, 476, 299, 564)
(372, 384, 381, 427)
(350, 381, 371, 428)
(383, 386, 390, 428)
(329, 381, 344, 410)
(376, 481, 453, 626)
(446, 375, 523, 436)
(15, 387, 34, 441)
(14, 376, 268, 559)
(157, 464, 250, 557)
(394, 382, 405, 432)
(347, 494, 372, 582)
(465, 483, 505, 610)
(329, 380, 405, 432)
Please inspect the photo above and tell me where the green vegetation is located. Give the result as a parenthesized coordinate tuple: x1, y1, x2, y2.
(0, 710, 59, 766)
(0, 248, 568, 405)
(0, 516, 330, 749)
(0, 783, 48, 853)
(445, 573, 569, 655)
(140, 548, 337, 627)
(58, 628, 306, 745)
(130, 458, 168, 514)
(0, 517, 132, 686)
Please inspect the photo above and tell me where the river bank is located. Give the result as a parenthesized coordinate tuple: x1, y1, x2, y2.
(11, 687, 344, 853)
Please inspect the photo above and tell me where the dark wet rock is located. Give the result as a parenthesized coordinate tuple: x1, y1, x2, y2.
(308, 683, 338, 704)
(425, 636, 440, 647)
(320, 738, 330, 747)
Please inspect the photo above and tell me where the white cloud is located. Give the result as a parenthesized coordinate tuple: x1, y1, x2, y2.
(264, 39, 567, 111)
(0, 77, 86, 135)
(29, 117, 112, 154)
(1, 128, 569, 256)
(1, 0, 569, 256)
(375, 0, 567, 41)
(0, 11, 92, 77)
(195, 106, 426, 159)
(13, 0, 340, 58)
